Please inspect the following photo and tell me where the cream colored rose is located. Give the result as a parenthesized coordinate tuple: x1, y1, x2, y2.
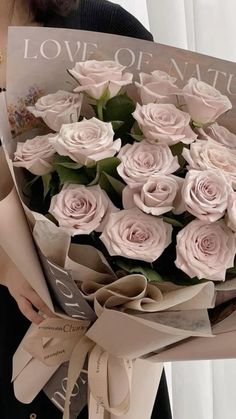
(198, 123, 236, 149)
(133, 103, 197, 146)
(175, 219, 236, 281)
(27, 90, 82, 132)
(100, 208, 172, 262)
(51, 117, 121, 165)
(117, 141, 179, 190)
(226, 192, 236, 232)
(69, 60, 133, 100)
(49, 184, 116, 236)
(183, 140, 236, 188)
(135, 70, 180, 105)
(182, 169, 232, 222)
(14, 134, 56, 175)
(123, 175, 184, 216)
(183, 78, 232, 125)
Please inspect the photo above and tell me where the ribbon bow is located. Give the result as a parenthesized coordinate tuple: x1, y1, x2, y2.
(23, 317, 133, 419)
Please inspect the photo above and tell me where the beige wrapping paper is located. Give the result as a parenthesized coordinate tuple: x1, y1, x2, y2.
(146, 309, 236, 362)
(0, 93, 52, 305)
(147, 331, 236, 362)
(0, 180, 53, 308)
(86, 308, 213, 359)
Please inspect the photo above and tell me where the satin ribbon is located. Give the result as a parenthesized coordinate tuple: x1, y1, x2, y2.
(23, 317, 133, 419)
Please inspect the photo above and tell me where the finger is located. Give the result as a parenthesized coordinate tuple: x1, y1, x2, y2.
(25, 289, 55, 318)
(17, 296, 44, 325)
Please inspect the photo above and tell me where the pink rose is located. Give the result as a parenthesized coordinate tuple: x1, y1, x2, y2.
(183, 78, 232, 125)
(198, 123, 236, 149)
(183, 140, 236, 188)
(175, 219, 236, 281)
(135, 70, 180, 105)
(100, 208, 172, 262)
(69, 60, 133, 100)
(133, 103, 197, 146)
(226, 192, 236, 232)
(117, 141, 179, 190)
(182, 169, 232, 222)
(49, 184, 116, 236)
(14, 134, 56, 175)
(123, 175, 184, 216)
(51, 117, 121, 165)
(27, 90, 82, 132)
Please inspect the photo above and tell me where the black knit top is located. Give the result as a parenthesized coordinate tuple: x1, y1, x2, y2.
(45, 0, 153, 41)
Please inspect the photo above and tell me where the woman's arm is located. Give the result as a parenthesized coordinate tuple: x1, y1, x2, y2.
(45, 0, 154, 41)
(110, 4, 153, 41)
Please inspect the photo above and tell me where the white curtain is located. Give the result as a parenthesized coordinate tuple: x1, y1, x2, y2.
(147, 0, 236, 61)
(111, 1, 236, 418)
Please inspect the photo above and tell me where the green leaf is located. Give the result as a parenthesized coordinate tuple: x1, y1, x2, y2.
(111, 120, 125, 131)
(130, 133, 143, 142)
(115, 259, 164, 283)
(99, 87, 111, 104)
(171, 277, 207, 286)
(87, 157, 121, 186)
(53, 155, 83, 170)
(170, 142, 186, 168)
(56, 165, 89, 185)
(104, 94, 136, 123)
(42, 173, 52, 199)
(192, 120, 204, 128)
(170, 142, 184, 157)
(25, 175, 40, 190)
(163, 216, 184, 228)
(133, 121, 143, 136)
(100, 173, 125, 196)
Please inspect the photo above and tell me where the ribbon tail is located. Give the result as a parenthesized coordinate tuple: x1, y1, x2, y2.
(88, 345, 133, 416)
(89, 392, 105, 419)
(63, 336, 95, 419)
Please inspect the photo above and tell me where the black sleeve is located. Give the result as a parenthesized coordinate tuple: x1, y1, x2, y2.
(45, 0, 154, 42)
(110, 4, 154, 41)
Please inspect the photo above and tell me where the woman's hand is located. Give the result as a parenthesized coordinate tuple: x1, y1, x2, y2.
(6, 272, 54, 324)
(1, 248, 54, 324)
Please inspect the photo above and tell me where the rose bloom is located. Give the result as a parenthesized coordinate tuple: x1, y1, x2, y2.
(175, 219, 236, 281)
(183, 140, 236, 188)
(182, 169, 233, 222)
(117, 141, 179, 190)
(49, 184, 116, 236)
(27, 90, 82, 132)
(198, 123, 236, 149)
(14, 133, 56, 175)
(133, 103, 197, 146)
(183, 78, 232, 125)
(100, 208, 172, 262)
(51, 117, 121, 165)
(135, 70, 181, 105)
(69, 60, 133, 100)
(123, 175, 184, 216)
(226, 192, 236, 232)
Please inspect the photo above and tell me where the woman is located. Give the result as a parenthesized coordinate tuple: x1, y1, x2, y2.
(0, 1, 172, 418)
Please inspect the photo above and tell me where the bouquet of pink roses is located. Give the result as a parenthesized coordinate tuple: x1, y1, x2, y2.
(2, 27, 236, 419)
(14, 60, 236, 287)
